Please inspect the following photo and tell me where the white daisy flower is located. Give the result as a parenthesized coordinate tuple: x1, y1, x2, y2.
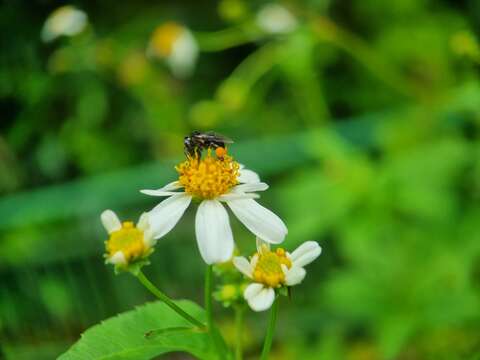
(147, 22, 199, 78)
(141, 149, 288, 265)
(100, 210, 155, 268)
(233, 238, 321, 311)
(256, 4, 297, 35)
(41, 5, 88, 42)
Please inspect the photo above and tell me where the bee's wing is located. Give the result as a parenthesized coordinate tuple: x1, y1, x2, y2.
(204, 131, 234, 144)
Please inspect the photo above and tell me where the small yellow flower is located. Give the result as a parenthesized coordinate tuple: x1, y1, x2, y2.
(101, 210, 155, 268)
(252, 245, 292, 288)
(234, 237, 321, 311)
(147, 22, 199, 78)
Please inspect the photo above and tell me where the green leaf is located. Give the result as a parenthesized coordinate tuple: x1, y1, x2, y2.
(59, 300, 222, 360)
(144, 326, 204, 339)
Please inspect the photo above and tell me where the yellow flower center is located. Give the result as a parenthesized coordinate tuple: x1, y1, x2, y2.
(176, 150, 240, 199)
(106, 221, 147, 262)
(150, 22, 184, 57)
(253, 247, 292, 288)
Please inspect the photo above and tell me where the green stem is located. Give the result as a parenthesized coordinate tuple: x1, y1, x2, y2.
(260, 297, 279, 360)
(234, 306, 244, 360)
(195, 24, 263, 52)
(204, 265, 225, 358)
(136, 270, 205, 329)
(205, 265, 214, 331)
(307, 15, 424, 100)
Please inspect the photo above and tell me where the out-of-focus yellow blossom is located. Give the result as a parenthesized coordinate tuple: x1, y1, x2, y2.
(147, 22, 199, 78)
(214, 283, 245, 306)
(117, 52, 149, 86)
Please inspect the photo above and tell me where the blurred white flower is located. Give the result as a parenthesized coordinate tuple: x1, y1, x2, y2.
(147, 22, 199, 78)
(100, 210, 155, 268)
(233, 238, 321, 311)
(141, 150, 287, 265)
(256, 4, 297, 34)
(257, 4, 297, 34)
(41, 5, 88, 42)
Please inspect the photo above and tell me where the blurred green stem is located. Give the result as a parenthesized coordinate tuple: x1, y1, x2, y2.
(308, 15, 424, 100)
(205, 265, 214, 330)
(229, 43, 278, 87)
(196, 24, 263, 52)
(136, 270, 205, 329)
(234, 305, 244, 360)
(260, 297, 279, 360)
(204, 265, 225, 358)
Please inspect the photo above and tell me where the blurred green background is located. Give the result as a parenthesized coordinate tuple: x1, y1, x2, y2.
(1, 0, 480, 359)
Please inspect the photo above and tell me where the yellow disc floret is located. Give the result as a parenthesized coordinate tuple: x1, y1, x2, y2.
(176, 150, 240, 199)
(106, 221, 148, 263)
(149, 22, 184, 57)
(253, 247, 292, 287)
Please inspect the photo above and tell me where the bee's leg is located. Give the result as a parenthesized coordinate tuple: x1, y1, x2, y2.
(193, 146, 201, 158)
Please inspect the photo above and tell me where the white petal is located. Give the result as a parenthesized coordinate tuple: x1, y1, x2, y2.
(148, 194, 192, 239)
(256, 237, 270, 253)
(217, 192, 260, 201)
(256, 4, 297, 34)
(41, 6, 88, 42)
(140, 181, 183, 196)
(232, 182, 269, 193)
(244, 284, 275, 312)
(108, 251, 127, 265)
(244, 283, 264, 300)
(142, 230, 156, 248)
(100, 210, 122, 234)
(195, 200, 234, 264)
(284, 266, 306, 286)
(250, 253, 259, 269)
(136, 212, 149, 231)
(227, 199, 287, 244)
(167, 30, 198, 78)
(238, 168, 261, 184)
(233, 257, 253, 278)
(137, 212, 155, 247)
(161, 181, 183, 191)
(140, 190, 180, 196)
(290, 241, 322, 267)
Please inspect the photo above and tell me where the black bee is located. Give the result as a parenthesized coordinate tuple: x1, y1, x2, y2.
(184, 131, 233, 157)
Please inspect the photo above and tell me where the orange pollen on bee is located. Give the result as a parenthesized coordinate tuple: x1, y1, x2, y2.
(215, 147, 227, 158)
(176, 149, 239, 199)
(106, 221, 148, 262)
(252, 247, 292, 288)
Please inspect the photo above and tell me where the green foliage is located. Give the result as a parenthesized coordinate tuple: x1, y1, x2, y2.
(59, 300, 217, 360)
(1, 0, 480, 359)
